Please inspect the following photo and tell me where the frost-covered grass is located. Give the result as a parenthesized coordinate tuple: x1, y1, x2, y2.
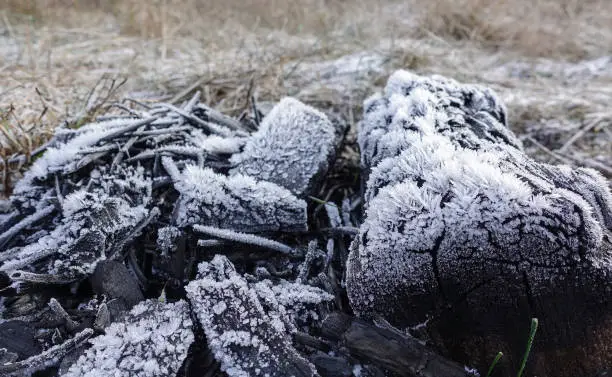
(0, 0, 611, 195)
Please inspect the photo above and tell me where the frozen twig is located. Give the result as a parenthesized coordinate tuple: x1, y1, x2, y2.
(48, 298, 79, 332)
(0, 328, 93, 377)
(193, 225, 296, 255)
(0, 205, 55, 249)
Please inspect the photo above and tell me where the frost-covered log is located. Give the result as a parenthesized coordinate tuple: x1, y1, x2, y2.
(230, 97, 347, 197)
(61, 300, 194, 377)
(172, 163, 307, 232)
(347, 70, 612, 377)
(185, 255, 322, 377)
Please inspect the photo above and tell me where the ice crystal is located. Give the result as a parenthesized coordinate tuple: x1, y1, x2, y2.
(174, 164, 308, 232)
(230, 97, 346, 196)
(62, 300, 194, 377)
(185, 255, 318, 377)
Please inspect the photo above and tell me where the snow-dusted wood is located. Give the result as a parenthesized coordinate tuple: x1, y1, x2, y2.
(230, 97, 347, 197)
(1, 183, 153, 284)
(0, 93, 349, 377)
(61, 300, 194, 377)
(185, 255, 323, 377)
(172, 163, 307, 232)
(347, 70, 612, 377)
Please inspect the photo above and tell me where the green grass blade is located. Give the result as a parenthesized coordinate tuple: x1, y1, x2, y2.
(485, 352, 504, 377)
(516, 318, 539, 377)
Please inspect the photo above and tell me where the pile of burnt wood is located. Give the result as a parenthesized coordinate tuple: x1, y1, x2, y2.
(0, 71, 610, 377)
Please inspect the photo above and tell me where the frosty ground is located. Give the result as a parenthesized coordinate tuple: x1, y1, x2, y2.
(0, 0, 611, 193)
(0, 1, 611, 376)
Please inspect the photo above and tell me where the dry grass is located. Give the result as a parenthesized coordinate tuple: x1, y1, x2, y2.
(0, 0, 611, 194)
(419, 0, 612, 59)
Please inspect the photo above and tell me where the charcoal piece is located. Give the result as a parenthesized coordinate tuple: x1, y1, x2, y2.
(0, 328, 93, 377)
(309, 352, 352, 377)
(347, 70, 612, 377)
(185, 255, 319, 377)
(61, 300, 194, 377)
(93, 303, 110, 331)
(90, 260, 144, 309)
(1, 192, 151, 283)
(1, 161, 154, 286)
(319, 313, 473, 377)
(0, 349, 19, 365)
(252, 279, 333, 329)
(173, 164, 307, 232)
(0, 320, 41, 360)
(230, 97, 347, 197)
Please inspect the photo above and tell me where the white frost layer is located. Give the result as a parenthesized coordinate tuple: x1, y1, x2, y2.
(230, 97, 339, 196)
(174, 164, 307, 232)
(347, 70, 612, 321)
(253, 279, 334, 327)
(185, 255, 319, 377)
(0, 165, 152, 281)
(62, 300, 194, 377)
(14, 118, 146, 195)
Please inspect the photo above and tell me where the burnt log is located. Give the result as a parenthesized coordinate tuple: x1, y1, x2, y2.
(347, 70, 612, 377)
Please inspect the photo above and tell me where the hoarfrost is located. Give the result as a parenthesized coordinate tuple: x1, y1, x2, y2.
(230, 97, 347, 196)
(193, 225, 296, 255)
(0, 93, 348, 376)
(185, 255, 318, 377)
(174, 164, 307, 232)
(156, 226, 183, 256)
(348, 69, 612, 325)
(253, 279, 334, 327)
(14, 117, 157, 196)
(1, 184, 150, 282)
(191, 133, 247, 154)
(62, 300, 194, 377)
